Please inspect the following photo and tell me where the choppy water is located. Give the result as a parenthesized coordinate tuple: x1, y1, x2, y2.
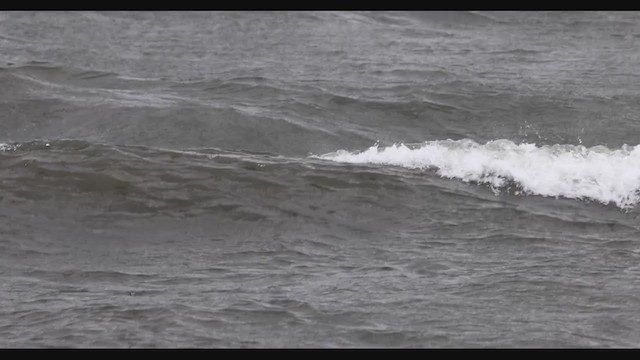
(1, 11, 640, 348)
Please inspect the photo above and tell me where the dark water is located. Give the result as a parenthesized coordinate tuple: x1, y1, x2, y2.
(1, 11, 640, 348)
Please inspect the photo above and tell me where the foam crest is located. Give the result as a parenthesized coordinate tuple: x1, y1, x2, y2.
(319, 139, 640, 209)
(0, 143, 18, 151)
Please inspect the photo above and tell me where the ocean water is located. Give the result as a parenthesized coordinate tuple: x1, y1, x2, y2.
(1, 11, 640, 348)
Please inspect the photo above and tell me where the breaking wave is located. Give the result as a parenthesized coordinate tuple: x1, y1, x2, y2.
(319, 139, 640, 209)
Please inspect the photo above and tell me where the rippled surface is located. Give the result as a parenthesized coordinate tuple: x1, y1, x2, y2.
(1, 11, 640, 348)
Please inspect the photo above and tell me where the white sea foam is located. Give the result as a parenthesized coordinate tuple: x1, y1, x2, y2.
(0, 143, 17, 151)
(319, 139, 640, 209)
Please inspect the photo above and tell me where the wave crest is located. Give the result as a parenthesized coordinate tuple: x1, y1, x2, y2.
(0, 143, 18, 151)
(318, 139, 640, 209)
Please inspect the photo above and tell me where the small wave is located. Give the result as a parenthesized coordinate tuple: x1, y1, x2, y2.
(318, 139, 640, 209)
(0, 143, 19, 151)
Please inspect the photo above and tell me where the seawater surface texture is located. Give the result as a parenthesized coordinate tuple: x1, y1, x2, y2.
(1, 11, 640, 348)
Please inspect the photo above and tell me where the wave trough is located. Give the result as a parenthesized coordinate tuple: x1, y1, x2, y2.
(319, 139, 640, 209)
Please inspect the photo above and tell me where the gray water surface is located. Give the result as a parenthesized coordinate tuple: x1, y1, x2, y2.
(1, 11, 640, 348)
